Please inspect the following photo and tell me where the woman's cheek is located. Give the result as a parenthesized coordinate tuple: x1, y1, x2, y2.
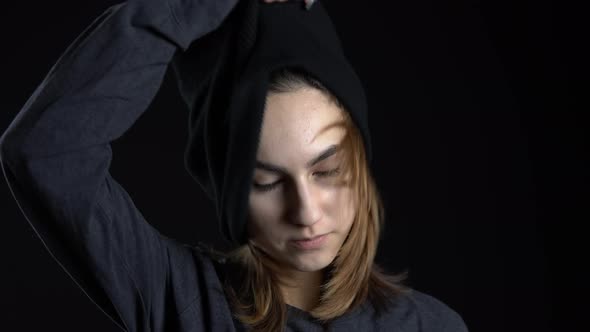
(249, 204, 279, 240)
(334, 187, 355, 226)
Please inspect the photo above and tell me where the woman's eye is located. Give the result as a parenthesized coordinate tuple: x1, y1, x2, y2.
(252, 168, 341, 193)
(314, 167, 341, 178)
(253, 180, 281, 192)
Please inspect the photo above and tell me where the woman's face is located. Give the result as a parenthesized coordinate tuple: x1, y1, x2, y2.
(248, 87, 356, 274)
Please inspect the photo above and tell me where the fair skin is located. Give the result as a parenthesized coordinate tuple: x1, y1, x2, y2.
(247, 86, 356, 312)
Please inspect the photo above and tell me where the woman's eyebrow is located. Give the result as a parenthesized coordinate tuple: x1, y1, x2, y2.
(255, 144, 340, 174)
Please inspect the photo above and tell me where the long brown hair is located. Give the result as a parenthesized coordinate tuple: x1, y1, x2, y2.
(218, 67, 410, 331)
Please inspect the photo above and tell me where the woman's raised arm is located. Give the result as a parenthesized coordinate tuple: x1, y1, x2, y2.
(0, 0, 237, 330)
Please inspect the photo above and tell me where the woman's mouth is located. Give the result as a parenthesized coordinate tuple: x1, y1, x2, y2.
(289, 234, 329, 250)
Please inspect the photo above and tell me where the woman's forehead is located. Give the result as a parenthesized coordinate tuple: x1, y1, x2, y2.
(259, 88, 344, 146)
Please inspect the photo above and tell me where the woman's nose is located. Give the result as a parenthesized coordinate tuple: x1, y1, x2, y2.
(287, 177, 322, 226)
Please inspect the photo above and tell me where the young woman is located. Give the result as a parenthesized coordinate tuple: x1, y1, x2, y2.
(0, 0, 468, 330)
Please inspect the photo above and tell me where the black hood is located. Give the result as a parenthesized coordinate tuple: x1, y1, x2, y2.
(171, 0, 372, 248)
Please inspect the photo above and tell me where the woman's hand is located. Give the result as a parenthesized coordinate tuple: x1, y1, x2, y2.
(261, 0, 317, 10)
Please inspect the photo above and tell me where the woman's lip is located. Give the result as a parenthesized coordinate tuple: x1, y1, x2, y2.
(290, 234, 328, 250)
(293, 234, 325, 241)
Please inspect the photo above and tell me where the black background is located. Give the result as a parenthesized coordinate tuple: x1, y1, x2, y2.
(0, 0, 586, 331)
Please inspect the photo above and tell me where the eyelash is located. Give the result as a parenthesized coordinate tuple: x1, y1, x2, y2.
(253, 168, 341, 193)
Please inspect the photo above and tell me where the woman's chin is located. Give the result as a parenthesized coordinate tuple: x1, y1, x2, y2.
(287, 249, 336, 272)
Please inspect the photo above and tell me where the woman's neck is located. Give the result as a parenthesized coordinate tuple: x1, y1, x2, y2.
(279, 269, 324, 312)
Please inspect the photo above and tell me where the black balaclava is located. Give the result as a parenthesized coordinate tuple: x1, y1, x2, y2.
(171, 0, 372, 249)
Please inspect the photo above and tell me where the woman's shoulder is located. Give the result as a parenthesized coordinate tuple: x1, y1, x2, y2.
(375, 288, 469, 331)
(189, 241, 239, 281)
(191, 241, 230, 264)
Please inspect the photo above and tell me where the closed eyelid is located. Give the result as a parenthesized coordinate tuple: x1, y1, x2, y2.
(252, 166, 342, 192)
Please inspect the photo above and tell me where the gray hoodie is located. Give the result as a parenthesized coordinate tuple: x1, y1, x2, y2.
(0, 0, 468, 330)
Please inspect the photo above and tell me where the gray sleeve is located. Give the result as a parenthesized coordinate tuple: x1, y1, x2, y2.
(441, 306, 469, 332)
(0, 0, 237, 330)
